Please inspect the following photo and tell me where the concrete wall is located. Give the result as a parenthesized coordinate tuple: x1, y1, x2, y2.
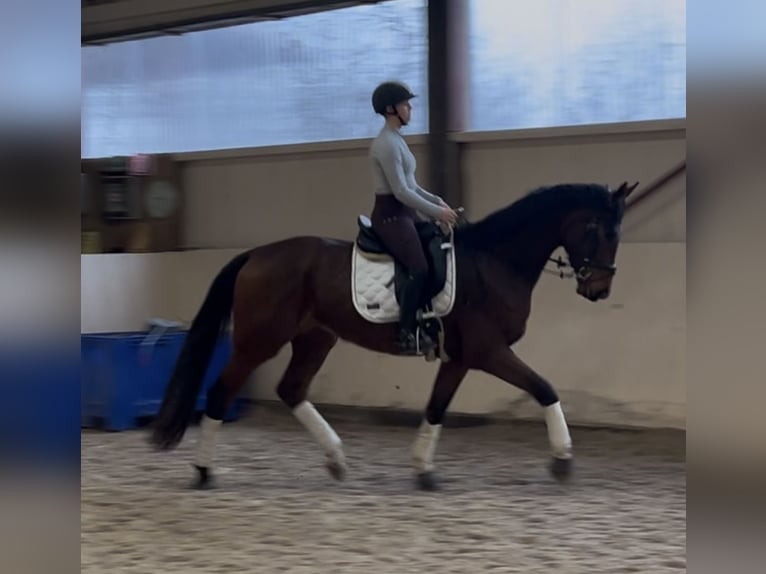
(81, 121, 686, 429)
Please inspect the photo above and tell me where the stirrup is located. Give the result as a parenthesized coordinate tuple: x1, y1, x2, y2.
(398, 328, 435, 356)
(416, 325, 439, 362)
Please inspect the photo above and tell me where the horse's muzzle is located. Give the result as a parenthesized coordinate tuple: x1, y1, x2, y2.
(577, 281, 610, 302)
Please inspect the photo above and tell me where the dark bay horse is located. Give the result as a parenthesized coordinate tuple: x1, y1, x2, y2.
(150, 181, 638, 490)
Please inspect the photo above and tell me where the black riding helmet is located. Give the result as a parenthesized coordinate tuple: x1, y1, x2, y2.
(372, 81, 416, 125)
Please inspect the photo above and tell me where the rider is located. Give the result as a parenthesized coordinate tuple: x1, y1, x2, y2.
(368, 80, 459, 355)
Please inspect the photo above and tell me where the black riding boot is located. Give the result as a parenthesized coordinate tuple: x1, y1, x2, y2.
(397, 270, 435, 355)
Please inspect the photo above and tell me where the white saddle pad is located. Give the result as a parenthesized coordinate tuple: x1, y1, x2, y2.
(351, 239, 457, 324)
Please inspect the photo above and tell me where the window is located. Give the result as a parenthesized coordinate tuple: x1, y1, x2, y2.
(468, 0, 686, 131)
(81, 0, 428, 158)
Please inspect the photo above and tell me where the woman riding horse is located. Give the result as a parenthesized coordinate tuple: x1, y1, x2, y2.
(368, 81, 459, 355)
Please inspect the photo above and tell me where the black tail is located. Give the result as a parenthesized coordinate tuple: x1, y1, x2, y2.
(149, 251, 251, 451)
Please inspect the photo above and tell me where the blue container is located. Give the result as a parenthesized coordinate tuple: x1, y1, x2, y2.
(81, 330, 244, 431)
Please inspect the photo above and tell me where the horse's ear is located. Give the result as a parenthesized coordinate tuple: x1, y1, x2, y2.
(613, 181, 639, 201)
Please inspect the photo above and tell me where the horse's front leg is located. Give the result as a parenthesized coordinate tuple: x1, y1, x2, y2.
(480, 347, 573, 481)
(411, 360, 468, 490)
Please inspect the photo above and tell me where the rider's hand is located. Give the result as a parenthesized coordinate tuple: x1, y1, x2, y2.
(437, 206, 459, 226)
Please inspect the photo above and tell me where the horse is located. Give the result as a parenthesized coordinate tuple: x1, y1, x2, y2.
(149, 180, 638, 491)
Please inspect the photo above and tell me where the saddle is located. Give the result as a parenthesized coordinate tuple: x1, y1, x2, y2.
(354, 215, 451, 309)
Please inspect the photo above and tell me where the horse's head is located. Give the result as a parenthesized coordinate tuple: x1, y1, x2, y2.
(560, 181, 638, 302)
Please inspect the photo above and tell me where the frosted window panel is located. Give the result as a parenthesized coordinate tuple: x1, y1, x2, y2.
(82, 0, 428, 158)
(469, 0, 686, 131)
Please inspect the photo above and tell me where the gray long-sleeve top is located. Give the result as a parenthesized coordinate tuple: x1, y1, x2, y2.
(369, 125, 445, 219)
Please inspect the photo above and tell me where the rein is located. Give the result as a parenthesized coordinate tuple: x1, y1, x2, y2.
(545, 252, 617, 282)
(544, 256, 576, 279)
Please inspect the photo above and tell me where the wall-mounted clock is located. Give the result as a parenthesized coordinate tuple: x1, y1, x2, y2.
(144, 180, 178, 219)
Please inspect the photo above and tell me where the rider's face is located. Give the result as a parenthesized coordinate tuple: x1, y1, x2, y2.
(394, 100, 412, 124)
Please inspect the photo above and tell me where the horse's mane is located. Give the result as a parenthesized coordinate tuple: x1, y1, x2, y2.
(455, 183, 615, 250)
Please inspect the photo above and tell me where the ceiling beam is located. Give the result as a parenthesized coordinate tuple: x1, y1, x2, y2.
(83, 0, 385, 45)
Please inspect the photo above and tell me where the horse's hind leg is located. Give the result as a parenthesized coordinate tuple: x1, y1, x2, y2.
(275, 326, 344, 480)
(192, 345, 279, 489)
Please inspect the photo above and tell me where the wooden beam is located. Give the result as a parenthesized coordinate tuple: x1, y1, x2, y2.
(427, 0, 469, 210)
(626, 161, 687, 212)
(82, 0, 388, 45)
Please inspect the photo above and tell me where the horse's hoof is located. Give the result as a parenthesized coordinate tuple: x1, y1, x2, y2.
(191, 464, 214, 490)
(325, 459, 347, 481)
(416, 471, 439, 491)
(550, 457, 573, 482)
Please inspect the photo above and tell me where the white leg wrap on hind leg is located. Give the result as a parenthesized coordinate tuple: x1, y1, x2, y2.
(544, 402, 572, 459)
(195, 415, 223, 468)
(411, 420, 442, 473)
(293, 401, 344, 461)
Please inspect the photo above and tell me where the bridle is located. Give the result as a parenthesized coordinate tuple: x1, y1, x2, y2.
(546, 220, 617, 282)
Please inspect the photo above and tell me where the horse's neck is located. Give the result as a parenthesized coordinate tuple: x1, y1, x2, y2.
(493, 220, 562, 286)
